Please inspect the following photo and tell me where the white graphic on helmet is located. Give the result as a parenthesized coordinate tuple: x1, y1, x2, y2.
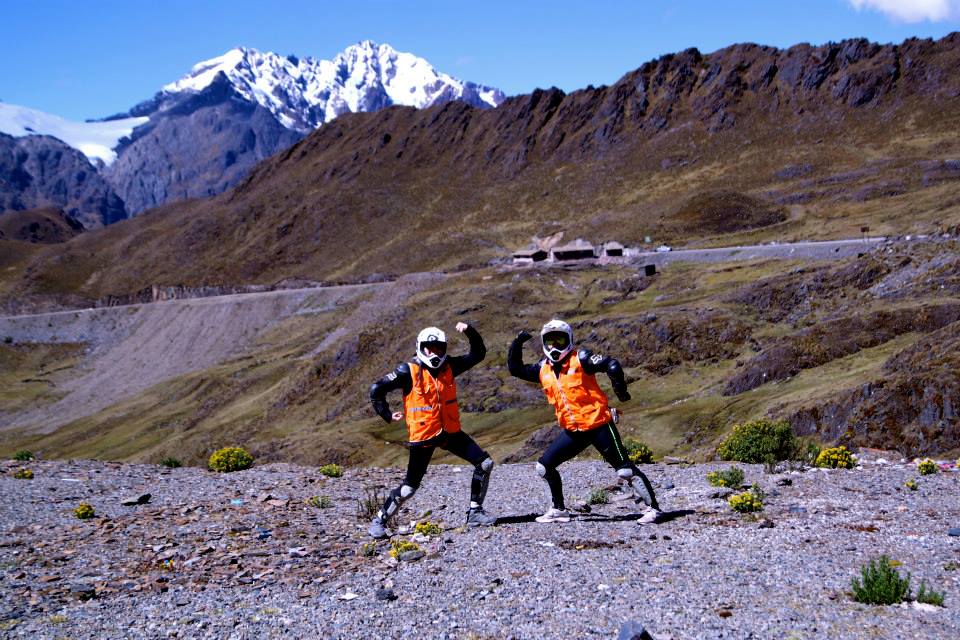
(416, 326, 448, 369)
(540, 319, 574, 363)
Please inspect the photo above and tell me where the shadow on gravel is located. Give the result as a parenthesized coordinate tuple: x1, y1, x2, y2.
(493, 509, 696, 526)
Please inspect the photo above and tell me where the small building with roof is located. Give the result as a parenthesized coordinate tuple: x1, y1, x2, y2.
(550, 239, 597, 262)
(512, 248, 549, 264)
(601, 241, 625, 257)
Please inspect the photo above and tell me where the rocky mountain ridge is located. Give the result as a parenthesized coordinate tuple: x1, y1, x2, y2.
(0, 41, 506, 221)
(5, 33, 958, 304)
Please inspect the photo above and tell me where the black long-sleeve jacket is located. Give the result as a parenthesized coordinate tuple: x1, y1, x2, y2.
(507, 334, 630, 401)
(369, 325, 486, 423)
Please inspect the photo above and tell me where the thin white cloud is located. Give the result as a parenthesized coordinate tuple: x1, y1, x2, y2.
(848, 0, 960, 22)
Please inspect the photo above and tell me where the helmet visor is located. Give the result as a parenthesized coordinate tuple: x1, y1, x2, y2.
(420, 341, 447, 358)
(542, 332, 570, 351)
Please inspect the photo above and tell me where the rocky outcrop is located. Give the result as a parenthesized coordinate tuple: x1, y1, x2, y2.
(788, 320, 960, 455)
(725, 303, 960, 395)
(0, 134, 126, 227)
(103, 75, 304, 215)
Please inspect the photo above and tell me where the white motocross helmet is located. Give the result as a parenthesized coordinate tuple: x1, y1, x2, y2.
(541, 319, 574, 363)
(416, 327, 448, 369)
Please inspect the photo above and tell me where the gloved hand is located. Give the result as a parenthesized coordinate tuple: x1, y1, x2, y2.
(514, 330, 532, 344)
(616, 390, 631, 402)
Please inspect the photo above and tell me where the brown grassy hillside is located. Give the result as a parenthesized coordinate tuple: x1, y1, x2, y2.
(2, 239, 958, 466)
(2, 34, 960, 311)
(0, 207, 84, 244)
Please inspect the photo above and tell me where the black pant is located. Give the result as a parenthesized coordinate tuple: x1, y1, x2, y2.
(404, 430, 488, 491)
(378, 430, 491, 522)
(537, 422, 658, 510)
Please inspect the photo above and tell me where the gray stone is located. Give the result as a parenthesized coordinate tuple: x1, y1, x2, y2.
(121, 493, 151, 506)
(375, 588, 398, 601)
(70, 583, 96, 601)
(399, 550, 425, 562)
(618, 621, 654, 640)
(948, 528, 960, 537)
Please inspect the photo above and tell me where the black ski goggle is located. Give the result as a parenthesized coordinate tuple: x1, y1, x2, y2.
(543, 334, 569, 350)
(421, 341, 447, 357)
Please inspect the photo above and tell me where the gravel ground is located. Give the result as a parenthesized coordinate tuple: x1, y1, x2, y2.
(2, 457, 959, 639)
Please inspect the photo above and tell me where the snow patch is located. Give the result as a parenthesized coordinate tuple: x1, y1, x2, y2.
(0, 102, 148, 166)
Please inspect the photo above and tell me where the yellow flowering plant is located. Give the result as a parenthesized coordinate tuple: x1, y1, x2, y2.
(389, 539, 422, 559)
(917, 459, 938, 475)
(814, 446, 855, 469)
(208, 447, 254, 472)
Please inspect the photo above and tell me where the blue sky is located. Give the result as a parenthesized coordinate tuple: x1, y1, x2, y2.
(3, 0, 959, 120)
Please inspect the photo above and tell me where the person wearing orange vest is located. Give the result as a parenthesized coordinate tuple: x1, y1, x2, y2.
(367, 322, 496, 538)
(508, 319, 661, 525)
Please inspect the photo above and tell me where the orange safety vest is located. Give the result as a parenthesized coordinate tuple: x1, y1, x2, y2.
(404, 362, 461, 442)
(539, 353, 613, 431)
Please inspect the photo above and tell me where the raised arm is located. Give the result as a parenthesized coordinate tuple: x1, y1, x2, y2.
(507, 331, 542, 383)
(369, 363, 412, 423)
(448, 322, 486, 377)
(579, 348, 631, 401)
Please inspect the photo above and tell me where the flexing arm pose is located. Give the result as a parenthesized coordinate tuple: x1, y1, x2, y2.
(508, 320, 661, 525)
(508, 330, 630, 399)
(366, 322, 495, 538)
(371, 322, 486, 422)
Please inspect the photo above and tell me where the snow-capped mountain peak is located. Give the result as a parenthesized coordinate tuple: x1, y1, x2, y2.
(160, 41, 505, 131)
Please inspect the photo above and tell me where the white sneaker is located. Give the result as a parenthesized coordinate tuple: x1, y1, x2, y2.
(535, 508, 571, 523)
(637, 507, 661, 525)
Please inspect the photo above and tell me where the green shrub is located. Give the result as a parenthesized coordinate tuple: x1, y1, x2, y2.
(851, 556, 911, 605)
(801, 441, 822, 464)
(74, 503, 95, 520)
(904, 478, 918, 491)
(160, 457, 182, 469)
(388, 539, 421, 559)
(917, 459, 938, 475)
(319, 463, 343, 478)
(815, 446, 856, 469)
(13, 468, 34, 480)
(414, 521, 442, 536)
(622, 438, 653, 464)
(307, 495, 332, 508)
(728, 484, 765, 513)
(356, 487, 385, 522)
(706, 466, 745, 488)
(717, 417, 799, 466)
(588, 488, 609, 505)
(208, 447, 253, 472)
(12, 450, 34, 461)
(915, 581, 945, 607)
(358, 541, 378, 557)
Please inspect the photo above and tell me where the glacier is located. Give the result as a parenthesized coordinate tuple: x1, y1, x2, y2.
(0, 102, 148, 166)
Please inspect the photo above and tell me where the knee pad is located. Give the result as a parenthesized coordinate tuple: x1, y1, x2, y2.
(399, 484, 416, 499)
(536, 462, 548, 478)
(480, 457, 494, 473)
(617, 467, 635, 480)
